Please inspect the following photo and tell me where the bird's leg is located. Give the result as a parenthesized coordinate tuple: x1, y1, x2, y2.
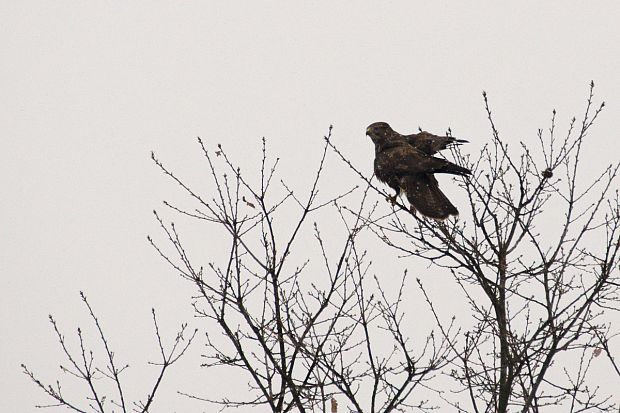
(386, 191, 400, 205)
(386, 186, 400, 205)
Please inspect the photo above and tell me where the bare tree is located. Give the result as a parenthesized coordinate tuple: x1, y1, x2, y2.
(329, 82, 620, 413)
(149, 133, 453, 412)
(22, 292, 196, 412)
(25, 83, 620, 413)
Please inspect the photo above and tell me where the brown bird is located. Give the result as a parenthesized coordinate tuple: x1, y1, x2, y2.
(366, 121, 470, 220)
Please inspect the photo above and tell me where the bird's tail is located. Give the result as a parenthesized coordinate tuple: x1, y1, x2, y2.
(401, 175, 459, 220)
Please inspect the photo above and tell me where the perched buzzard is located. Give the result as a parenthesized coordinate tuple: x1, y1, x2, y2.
(366, 122, 471, 220)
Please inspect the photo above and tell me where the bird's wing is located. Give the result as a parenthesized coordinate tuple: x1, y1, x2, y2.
(404, 131, 468, 155)
(401, 174, 459, 220)
(381, 145, 454, 175)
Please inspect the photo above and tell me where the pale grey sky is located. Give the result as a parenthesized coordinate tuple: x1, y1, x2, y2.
(2, 2, 620, 411)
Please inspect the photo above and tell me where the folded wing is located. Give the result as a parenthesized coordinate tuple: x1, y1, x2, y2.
(404, 131, 468, 155)
(379, 145, 470, 177)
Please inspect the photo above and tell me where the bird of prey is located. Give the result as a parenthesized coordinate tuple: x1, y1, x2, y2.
(366, 121, 471, 220)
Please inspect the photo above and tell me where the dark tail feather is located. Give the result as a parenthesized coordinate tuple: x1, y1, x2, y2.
(438, 138, 468, 151)
(402, 175, 459, 220)
(439, 162, 471, 177)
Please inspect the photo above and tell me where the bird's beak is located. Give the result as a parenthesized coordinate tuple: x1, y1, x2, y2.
(365, 126, 371, 135)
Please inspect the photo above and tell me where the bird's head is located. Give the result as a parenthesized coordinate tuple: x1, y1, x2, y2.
(365, 122, 393, 145)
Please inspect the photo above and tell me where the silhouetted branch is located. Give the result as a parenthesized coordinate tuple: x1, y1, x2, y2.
(23, 293, 195, 412)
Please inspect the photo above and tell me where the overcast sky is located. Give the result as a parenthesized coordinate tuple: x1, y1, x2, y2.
(2, 2, 620, 412)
